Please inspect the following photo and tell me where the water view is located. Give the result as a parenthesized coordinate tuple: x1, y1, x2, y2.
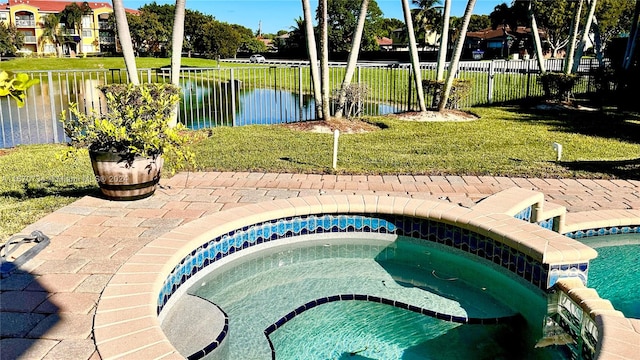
(0, 76, 399, 148)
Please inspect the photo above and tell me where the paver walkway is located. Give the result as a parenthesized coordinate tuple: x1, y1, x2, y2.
(0, 172, 638, 359)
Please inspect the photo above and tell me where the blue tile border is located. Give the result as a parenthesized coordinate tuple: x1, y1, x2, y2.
(564, 225, 640, 239)
(262, 294, 521, 360)
(513, 206, 533, 222)
(158, 214, 553, 316)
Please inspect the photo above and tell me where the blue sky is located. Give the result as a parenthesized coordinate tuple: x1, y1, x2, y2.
(123, 0, 505, 34)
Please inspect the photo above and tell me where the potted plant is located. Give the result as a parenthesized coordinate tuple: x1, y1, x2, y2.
(0, 71, 39, 107)
(61, 83, 195, 200)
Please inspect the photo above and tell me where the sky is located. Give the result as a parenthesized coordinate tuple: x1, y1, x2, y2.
(122, 0, 506, 34)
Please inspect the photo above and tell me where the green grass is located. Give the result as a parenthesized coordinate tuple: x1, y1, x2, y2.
(2, 100, 639, 242)
(0, 56, 241, 71)
(0, 144, 96, 242)
(191, 106, 640, 177)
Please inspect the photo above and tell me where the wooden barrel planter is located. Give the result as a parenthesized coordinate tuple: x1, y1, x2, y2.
(89, 151, 164, 201)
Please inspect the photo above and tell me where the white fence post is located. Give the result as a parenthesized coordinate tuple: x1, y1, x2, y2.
(298, 66, 303, 122)
(488, 60, 495, 104)
(230, 68, 236, 127)
(47, 71, 59, 143)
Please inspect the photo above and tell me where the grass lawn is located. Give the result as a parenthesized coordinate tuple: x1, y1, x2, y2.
(0, 57, 256, 72)
(1, 105, 638, 242)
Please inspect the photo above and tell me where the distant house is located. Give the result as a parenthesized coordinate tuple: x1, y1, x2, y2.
(257, 35, 277, 52)
(466, 26, 547, 59)
(377, 37, 393, 51)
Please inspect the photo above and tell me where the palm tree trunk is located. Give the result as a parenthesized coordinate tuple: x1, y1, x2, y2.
(301, 0, 323, 119)
(169, 0, 186, 128)
(401, 0, 426, 112)
(623, 0, 640, 70)
(564, 0, 583, 74)
(571, 0, 597, 74)
(528, 0, 546, 74)
(111, 0, 139, 85)
(438, 0, 476, 112)
(319, 0, 330, 120)
(591, 17, 604, 67)
(334, 0, 369, 119)
(436, 0, 451, 81)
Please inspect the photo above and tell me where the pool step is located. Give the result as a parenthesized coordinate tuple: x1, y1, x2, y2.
(473, 188, 566, 232)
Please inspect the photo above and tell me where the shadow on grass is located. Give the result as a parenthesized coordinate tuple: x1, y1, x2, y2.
(558, 158, 640, 180)
(0, 180, 99, 200)
(501, 103, 640, 145)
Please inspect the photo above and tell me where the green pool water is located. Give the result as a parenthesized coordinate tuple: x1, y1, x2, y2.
(190, 236, 567, 359)
(582, 233, 640, 319)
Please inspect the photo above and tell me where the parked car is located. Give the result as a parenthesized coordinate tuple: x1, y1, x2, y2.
(249, 54, 266, 63)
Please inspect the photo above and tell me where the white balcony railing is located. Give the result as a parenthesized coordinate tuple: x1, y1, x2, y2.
(23, 35, 37, 43)
(99, 36, 115, 44)
(15, 19, 36, 27)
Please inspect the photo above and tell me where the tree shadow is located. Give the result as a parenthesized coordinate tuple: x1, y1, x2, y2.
(558, 158, 640, 180)
(0, 180, 99, 200)
(499, 103, 640, 145)
(0, 269, 60, 359)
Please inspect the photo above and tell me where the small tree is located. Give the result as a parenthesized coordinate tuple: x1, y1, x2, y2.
(202, 21, 241, 59)
(60, 2, 92, 55)
(0, 23, 23, 60)
(39, 14, 63, 57)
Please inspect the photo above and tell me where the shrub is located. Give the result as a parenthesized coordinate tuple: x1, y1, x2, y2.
(538, 72, 578, 102)
(331, 83, 369, 118)
(61, 83, 195, 171)
(422, 79, 472, 110)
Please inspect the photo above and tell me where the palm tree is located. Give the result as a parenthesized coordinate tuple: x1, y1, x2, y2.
(564, 0, 584, 74)
(438, 0, 476, 112)
(334, 0, 369, 119)
(39, 13, 62, 57)
(436, 0, 451, 81)
(169, 0, 186, 127)
(413, 0, 442, 46)
(301, 0, 323, 119)
(401, 0, 427, 112)
(527, 0, 546, 73)
(111, 0, 139, 84)
(623, 0, 640, 70)
(60, 2, 92, 55)
(319, 0, 330, 120)
(571, 0, 598, 73)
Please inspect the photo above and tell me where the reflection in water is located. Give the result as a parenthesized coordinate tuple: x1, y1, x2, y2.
(1, 77, 399, 148)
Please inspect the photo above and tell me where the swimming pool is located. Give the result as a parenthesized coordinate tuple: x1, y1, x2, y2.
(178, 236, 563, 359)
(580, 234, 640, 319)
(93, 189, 639, 360)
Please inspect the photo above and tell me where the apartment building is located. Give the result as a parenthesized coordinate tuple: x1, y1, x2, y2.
(0, 0, 123, 56)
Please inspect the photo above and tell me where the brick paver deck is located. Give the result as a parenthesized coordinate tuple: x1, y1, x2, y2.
(0, 172, 638, 359)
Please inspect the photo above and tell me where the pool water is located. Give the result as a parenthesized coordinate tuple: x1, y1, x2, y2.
(270, 301, 538, 360)
(581, 234, 640, 319)
(190, 236, 564, 359)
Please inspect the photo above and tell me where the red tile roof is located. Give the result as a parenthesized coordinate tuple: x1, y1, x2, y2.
(4, 0, 137, 14)
(467, 26, 545, 40)
(377, 37, 393, 46)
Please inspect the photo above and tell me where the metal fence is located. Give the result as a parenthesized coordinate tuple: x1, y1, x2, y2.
(0, 58, 601, 148)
